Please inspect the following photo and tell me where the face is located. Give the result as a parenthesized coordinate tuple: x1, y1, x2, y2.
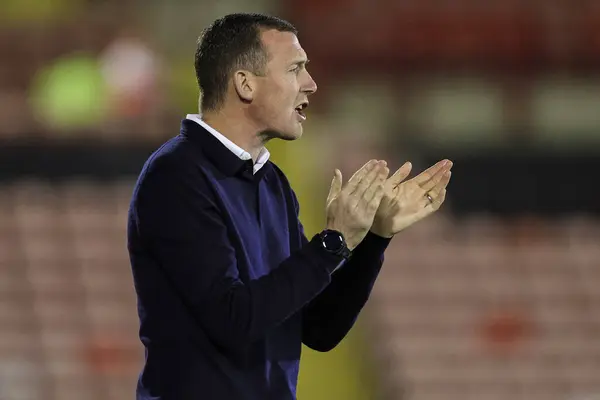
(246, 30, 317, 140)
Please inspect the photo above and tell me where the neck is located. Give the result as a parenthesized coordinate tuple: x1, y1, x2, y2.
(201, 107, 266, 162)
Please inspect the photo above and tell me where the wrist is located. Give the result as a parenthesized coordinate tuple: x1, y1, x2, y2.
(369, 231, 393, 239)
(325, 222, 355, 250)
(369, 225, 394, 239)
(317, 229, 352, 260)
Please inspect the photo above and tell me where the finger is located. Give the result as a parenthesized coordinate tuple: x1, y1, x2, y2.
(424, 188, 447, 212)
(387, 162, 413, 188)
(343, 160, 377, 195)
(419, 192, 435, 209)
(426, 170, 451, 198)
(362, 165, 390, 204)
(421, 164, 452, 193)
(350, 160, 385, 199)
(414, 159, 452, 185)
(436, 189, 447, 207)
(367, 182, 386, 214)
(326, 169, 343, 204)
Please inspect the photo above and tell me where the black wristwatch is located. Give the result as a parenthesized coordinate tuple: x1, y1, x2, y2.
(317, 229, 351, 260)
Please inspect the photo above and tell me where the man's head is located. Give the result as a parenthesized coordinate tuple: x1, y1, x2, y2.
(195, 13, 317, 141)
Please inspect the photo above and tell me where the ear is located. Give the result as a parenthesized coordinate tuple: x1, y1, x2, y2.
(233, 70, 256, 102)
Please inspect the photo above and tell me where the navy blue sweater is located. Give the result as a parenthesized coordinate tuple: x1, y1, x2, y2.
(127, 119, 391, 400)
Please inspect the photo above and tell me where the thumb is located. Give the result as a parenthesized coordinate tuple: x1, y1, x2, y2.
(327, 169, 343, 204)
(387, 162, 412, 187)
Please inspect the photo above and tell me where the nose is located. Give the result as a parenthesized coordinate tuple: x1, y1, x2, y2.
(303, 72, 317, 95)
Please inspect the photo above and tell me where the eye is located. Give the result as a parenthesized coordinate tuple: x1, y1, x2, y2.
(290, 65, 300, 73)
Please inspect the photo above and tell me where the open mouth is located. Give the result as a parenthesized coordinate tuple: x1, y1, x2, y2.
(295, 102, 308, 120)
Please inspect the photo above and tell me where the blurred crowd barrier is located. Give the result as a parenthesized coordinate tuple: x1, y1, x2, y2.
(0, 0, 599, 399)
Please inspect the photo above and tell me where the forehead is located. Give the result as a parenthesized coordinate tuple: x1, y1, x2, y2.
(260, 29, 306, 63)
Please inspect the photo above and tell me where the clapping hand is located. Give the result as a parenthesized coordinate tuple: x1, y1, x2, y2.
(326, 160, 390, 250)
(370, 160, 453, 238)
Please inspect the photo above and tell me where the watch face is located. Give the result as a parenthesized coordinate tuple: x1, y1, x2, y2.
(323, 231, 344, 252)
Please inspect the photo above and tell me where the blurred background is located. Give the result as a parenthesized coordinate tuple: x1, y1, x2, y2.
(1, 0, 599, 399)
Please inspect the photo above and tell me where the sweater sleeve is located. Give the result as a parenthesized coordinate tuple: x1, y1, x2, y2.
(133, 156, 344, 353)
(294, 194, 392, 352)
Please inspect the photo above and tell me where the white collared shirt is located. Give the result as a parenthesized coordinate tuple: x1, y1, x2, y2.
(186, 114, 270, 174)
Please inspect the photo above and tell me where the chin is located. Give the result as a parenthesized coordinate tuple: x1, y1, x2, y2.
(282, 127, 303, 141)
(269, 125, 303, 141)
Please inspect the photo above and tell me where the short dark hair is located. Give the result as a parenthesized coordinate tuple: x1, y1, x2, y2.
(194, 13, 298, 112)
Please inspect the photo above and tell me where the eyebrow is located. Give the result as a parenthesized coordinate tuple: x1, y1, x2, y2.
(291, 59, 309, 67)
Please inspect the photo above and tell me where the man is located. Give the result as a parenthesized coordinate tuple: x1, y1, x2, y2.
(127, 13, 451, 400)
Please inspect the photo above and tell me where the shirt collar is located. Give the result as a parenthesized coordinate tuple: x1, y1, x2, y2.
(186, 114, 270, 174)
(180, 119, 267, 181)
